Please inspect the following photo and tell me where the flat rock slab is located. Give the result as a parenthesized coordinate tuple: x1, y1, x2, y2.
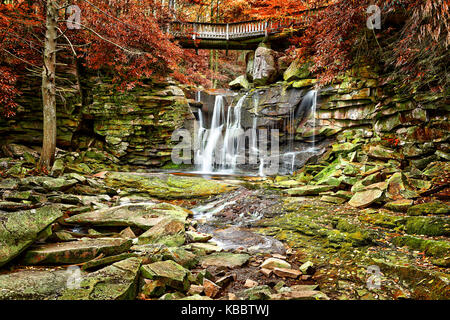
(20, 238, 133, 265)
(105, 172, 237, 199)
(141, 260, 190, 291)
(0, 269, 69, 300)
(285, 185, 335, 196)
(348, 189, 384, 208)
(0, 206, 63, 267)
(60, 257, 142, 300)
(199, 252, 250, 269)
(65, 202, 190, 230)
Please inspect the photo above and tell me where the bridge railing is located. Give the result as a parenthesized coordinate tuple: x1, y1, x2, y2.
(169, 15, 312, 41)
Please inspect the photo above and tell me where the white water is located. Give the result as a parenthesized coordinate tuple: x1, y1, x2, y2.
(195, 89, 319, 176)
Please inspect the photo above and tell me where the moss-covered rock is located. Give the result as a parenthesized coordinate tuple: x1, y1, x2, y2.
(65, 202, 190, 230)
(60, 257, 141, 300)
(105, 172, 236, 199)
(20, 238, 133, 265)
(392, 235, 450, 259)
(0, 206, 63, 267)
(407, 202, 450, 216)
(140, 260, 190, 291)
(138, 218, 186, 246)
(199, 252, 250, 269)
(405, 216, 449, 236)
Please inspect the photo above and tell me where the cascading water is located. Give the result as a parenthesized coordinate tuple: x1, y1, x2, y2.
(281, 89, 319, 174)
(197, 95, 225, 173)
(222, 93, 249, 171)
(195, 89, 320, 176)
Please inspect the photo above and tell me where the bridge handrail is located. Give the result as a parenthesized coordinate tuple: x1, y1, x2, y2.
(168, 6, 326, 41)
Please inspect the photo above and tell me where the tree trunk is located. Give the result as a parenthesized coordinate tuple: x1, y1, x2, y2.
(40, 0, 58, 169)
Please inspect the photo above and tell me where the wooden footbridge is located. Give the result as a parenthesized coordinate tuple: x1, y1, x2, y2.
(169, 8, 323, 50)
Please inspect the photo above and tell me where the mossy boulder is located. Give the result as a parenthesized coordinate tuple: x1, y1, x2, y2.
(105, 172, 236, 199)
(392, 235, 450, 259)
(285, 185, 335, 196)
(20, 238, 133, 265)
(284, 59, 311, 82)
(407, 202, 450, 216)
(384, 199, 414, 212)
(140, 260, 191, 291)
(65, 202, 190, 230)
(0, 269, 69, 300)
(138, 218, 186, 247)
(229, 75, 250, 90)
(60, 257, 141, 300)
(199, 252, 250, 269)
(405, 216, 449, 236)
(0, 206, 63, 267)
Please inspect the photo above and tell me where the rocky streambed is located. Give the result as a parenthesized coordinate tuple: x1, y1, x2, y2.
(0, 144, 449, 300)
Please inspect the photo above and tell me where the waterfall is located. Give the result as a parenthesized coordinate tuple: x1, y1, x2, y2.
(198, 95, 225, 173)
(300, 90, 318, 149)
(194, 89, 320, 176)
(222, 93, 248, 171)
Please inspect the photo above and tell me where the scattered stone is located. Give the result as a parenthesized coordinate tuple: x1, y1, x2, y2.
(244, 279, 258, 288)
(260, 258, 291, 270)
(199, 252, 250, 269)
(242, 285, 272, 300)
(203, 279, 221, 298)
(273, 268, 301, 279)
(42, 178, 78, 191)
(119, 227, 136, 239)
(105, 172, 236, 200)
(186, 231, 212, 243)
(140, 260, 190, 291)
(260, 268, 273, 277)
(0, 269, 69, 300)
(229, 75, 250, 90)
(81, 252, 137, 270)
(0, 206, 63, 267)
(142, 279, 166, 297)
(188, 285, 204, 296)
(186, 242, 223, 254)
(299, 261, 315, 275)
(215, 274, 236, 288)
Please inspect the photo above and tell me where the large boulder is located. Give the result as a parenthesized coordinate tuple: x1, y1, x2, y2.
(65, 202, 189, 230)
(348, 189, 384, 208)
(229, 75, 250, 90)
(199, 252, 250, 269)
(0, 257, 141, 300)
(0, 206, 63, 267)
(138, 218, 186, 246)
(60, 257, 141, 300)
(140, 260, 191, 291)
(252, 46, 278, 86)
(283, 59, 311, 82)
(104, 172, 236, 200)
(20, 238, 133, 265)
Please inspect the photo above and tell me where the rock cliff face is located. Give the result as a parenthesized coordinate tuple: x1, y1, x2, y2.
(225, 56, 449, 172)
(0, 77, 193, 168)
